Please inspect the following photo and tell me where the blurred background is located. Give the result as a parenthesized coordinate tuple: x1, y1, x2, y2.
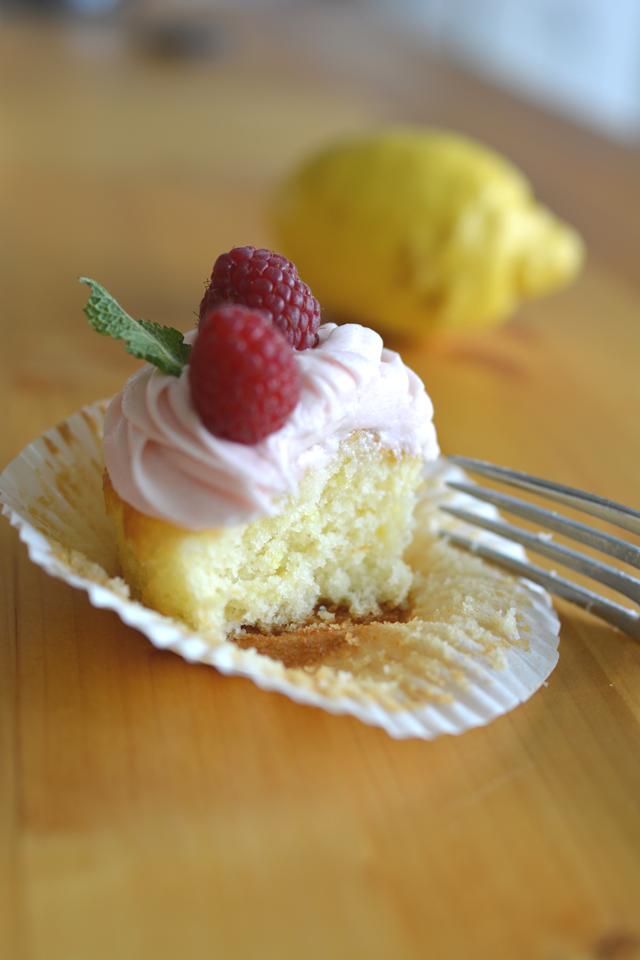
(7, 0, 640, 142)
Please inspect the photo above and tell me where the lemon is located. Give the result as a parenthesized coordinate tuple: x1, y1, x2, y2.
(272, 128, 584, 336)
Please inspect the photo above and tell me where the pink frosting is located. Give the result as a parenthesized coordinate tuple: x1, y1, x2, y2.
(103, 323, 439, 530)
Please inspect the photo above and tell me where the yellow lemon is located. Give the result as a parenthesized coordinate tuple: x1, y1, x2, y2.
(272, 128, 584, 336)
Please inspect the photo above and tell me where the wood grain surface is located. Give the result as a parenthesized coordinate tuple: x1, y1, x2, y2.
(1, 7, 639, 960)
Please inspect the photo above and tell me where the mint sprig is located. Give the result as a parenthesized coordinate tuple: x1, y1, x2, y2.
(80, 277, 191, 377)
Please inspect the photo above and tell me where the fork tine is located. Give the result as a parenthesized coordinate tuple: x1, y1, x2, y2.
(447, 457, 640, 537)
(441, 530, 640, 641)
(441, 505, 640, 605)
(446, 480, 640, 570)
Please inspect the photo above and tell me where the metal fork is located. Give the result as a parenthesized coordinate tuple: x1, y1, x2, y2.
(439, 456, 640, 642)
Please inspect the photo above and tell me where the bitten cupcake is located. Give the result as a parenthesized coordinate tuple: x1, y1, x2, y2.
(0, 245, 559, 740)
(87, 246, 439, 642)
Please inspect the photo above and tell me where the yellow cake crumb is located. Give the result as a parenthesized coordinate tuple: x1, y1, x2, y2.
(104, 432, 423, 639)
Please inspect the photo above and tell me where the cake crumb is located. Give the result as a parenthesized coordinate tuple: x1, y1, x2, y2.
(317, 606, 335, 622)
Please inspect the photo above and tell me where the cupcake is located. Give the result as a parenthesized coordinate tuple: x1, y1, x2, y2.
(0, 246, 559, 740)
(93, 246, 438, 642)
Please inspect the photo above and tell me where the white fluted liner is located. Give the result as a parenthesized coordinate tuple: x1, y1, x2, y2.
(0, 401, 560, 740)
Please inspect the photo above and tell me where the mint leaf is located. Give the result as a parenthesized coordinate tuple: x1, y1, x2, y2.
(80, 277, 191, 377)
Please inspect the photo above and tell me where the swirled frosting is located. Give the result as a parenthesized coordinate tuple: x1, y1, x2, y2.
(103, 323, 439, 530)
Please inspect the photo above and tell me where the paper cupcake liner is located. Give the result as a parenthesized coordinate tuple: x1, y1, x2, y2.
(0, 400, 560, 740)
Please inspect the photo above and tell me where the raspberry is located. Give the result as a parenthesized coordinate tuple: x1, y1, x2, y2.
(199, 246, 321, 350)
(189, 304, 301, 444)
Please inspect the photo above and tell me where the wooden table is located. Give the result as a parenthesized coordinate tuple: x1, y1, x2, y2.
(1, 8, 639, 959)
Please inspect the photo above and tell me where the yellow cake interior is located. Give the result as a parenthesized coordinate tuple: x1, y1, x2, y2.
(104, 432, 424, 638)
